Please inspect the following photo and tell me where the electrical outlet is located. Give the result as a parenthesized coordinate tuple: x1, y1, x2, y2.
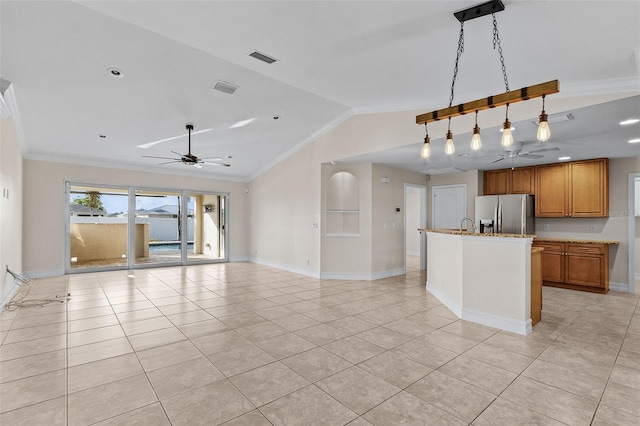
(590, 224, 597, 231)
(543, 224, 550, 231)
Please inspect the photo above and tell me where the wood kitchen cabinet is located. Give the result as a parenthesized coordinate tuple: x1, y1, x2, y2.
(483, 166, 535, 195)
(532, 239, 612, 293)
(535, 158, 609, 217)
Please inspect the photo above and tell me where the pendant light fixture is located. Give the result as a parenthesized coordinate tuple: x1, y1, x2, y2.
(416, 0, 558, 158)
(445, 118, 455, 155)
(421, 123, 431, 158)
(537, 94, 551, 142)
(501, 103, 514, 148)
(470, 110, 481, 150)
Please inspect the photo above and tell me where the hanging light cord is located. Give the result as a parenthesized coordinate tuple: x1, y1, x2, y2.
(492, 12, 510, 92)
(448, 22, 465, 107)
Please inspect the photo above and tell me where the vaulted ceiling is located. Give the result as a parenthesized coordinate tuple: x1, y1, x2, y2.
(1, 1, 639, 180)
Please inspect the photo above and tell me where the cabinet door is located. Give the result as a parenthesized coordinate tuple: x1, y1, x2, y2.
(535, 164, 568, 217)
(566, 243, 606, 288)
(484, 169, 510, 195)
(510, 166, 535, 194)
(570, 159, 609, 217)
(535, 242, 565, 283)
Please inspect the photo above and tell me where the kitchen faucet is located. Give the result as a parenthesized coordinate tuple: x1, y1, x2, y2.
(460, 217, 477, 233)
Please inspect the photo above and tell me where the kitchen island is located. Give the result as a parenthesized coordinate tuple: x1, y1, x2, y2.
(420, 229, 537, 335)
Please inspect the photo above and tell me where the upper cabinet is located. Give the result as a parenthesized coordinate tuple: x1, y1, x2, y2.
(483, 166, 535, 195)
(535, 158, 609, 217)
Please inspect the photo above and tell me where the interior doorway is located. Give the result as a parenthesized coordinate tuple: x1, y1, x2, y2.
(405, 184, 427, 271)
(432, 184, 467, 230)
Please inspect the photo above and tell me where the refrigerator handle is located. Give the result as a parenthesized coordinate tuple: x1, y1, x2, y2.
(496, 198, 502, 233)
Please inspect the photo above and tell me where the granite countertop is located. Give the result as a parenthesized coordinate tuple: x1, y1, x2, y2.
(534, 237, 620, 245)
(418, 229, 536, 239)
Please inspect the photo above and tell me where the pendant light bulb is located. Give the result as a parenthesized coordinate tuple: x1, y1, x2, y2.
(421, 136, 431, 159)
(470, 111, 481, 151)
(421, 124, 431, 158)
(537, 95, 551, 142)
(445, 131, 455, 155)
(501, 104, 514, 148)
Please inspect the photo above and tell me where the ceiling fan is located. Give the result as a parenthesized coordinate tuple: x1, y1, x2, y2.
(142, 124, 230, 168)
(489, 142, 559, 163)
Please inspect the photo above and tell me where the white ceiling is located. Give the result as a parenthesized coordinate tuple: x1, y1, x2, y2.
(1, 1, 639, 181)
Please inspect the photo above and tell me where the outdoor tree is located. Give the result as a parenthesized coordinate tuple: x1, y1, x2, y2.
(73, 191, 105, 212)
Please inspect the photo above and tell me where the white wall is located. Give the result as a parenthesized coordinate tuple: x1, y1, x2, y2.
(371, 164, 426, 275)
(22, 160, 249, 276)
(0, 116, 23, 302)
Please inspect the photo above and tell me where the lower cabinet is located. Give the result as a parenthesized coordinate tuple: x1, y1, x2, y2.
(533, 240, 610, 293)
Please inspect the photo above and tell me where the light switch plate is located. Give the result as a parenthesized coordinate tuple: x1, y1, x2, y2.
(543, 224, 550, 231)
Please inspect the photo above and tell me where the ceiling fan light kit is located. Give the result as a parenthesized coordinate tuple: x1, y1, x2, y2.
(417, 0, 559, 158)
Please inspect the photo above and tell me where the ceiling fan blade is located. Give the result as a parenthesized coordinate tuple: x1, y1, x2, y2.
(199, 157, 225, 161)
(170, 151, 188, 159)
(142, 155, 181, 160)
(203, 162, 231, 167)
(527, 147, 560, 154)
(136, 128, 214, 149)
(491, 157, 506, 163)
(194, 164, 203, 169)
(519, 154, 544, 159)
(158, 160, 182, 165)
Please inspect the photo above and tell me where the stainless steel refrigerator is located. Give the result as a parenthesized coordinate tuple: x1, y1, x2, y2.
(474, 194, 535, 235)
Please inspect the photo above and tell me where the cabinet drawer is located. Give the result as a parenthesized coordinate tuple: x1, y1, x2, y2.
(534, 242, 564, 253)
(567, 244, 605, 255)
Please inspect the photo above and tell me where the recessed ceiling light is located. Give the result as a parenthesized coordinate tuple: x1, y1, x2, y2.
(499, 126, 515, 132)
(108, 68, 123, 77)
(558, 156, 571, 161)
(620, 118, 640, 125)
(629, 138, 640, 143)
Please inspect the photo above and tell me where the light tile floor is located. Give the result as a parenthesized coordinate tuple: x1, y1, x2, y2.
(1, 257, 639, 425)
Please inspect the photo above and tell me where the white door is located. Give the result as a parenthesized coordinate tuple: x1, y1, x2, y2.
(432, 185, 466, 230)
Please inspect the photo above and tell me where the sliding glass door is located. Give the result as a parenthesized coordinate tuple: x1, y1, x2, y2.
(187, 193, 226, 263)
(67, 184, 130, 270)
(134, 189, 183, 267)
(65, 182, 228, 273)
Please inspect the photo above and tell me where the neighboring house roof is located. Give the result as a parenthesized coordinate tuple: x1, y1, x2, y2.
(136, 205, 194, 216)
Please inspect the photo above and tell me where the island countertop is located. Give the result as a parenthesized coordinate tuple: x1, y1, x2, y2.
(534, 237, 619, 245)
(418, 228, 535, 239)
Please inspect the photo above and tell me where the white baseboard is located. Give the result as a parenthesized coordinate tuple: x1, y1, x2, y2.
(249, 257, 320, 279)
(609, 281, 630, 292)
(320, 267, 406, 281)
(462, 307, 532, 336)
(229, 256, 250, 262)
(427, 280, 531, 335)
(23, 269, 65, 279)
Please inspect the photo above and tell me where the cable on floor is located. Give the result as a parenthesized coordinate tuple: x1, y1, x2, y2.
(4, 266, 67, 311)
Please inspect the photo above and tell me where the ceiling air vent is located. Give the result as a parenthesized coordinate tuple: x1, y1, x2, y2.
(248, 50, 278, 64)
(532, 113, 574, 126)
(212, 80, 239, 95)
